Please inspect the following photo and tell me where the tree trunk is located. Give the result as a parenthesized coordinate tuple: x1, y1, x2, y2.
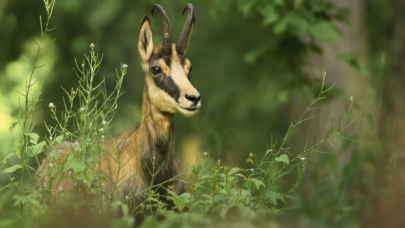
(373, 1, 405, 227)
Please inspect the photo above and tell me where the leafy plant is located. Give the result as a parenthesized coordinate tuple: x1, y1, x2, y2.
(1, 0, 56, 212)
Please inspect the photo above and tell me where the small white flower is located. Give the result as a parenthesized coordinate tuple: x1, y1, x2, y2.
(49, 164, 53, 167)
(125, 196, 128, 199)
(75, 141, 78, 144)
(82, 64, 84, 67)
(153, 156, 156, 160)
(115, 104, 117, 110)
(49, 103, 55, 108)
(30, 81, 34, 86)
(300, 157, 306, 161)
(84, 180, 87, 183)
(99, 128, 104, 132)
(59, 186, 63, 191)
(122, 64, 128, 68)
(90, 43, 94, 48)
(69, 171, 72, 175)
(80, 107, 85, 111)
(102, 120, 106, 125)
(203, 152, 208, 156)
(49, 136, 53, 140)
(101, 135, 105, 139)
(350, 96, 353, 101)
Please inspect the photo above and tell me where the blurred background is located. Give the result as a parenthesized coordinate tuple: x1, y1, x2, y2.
(1, 0, 405, 227)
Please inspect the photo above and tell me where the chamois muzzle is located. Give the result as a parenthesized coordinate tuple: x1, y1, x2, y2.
(176, 3, 195, 55)
(185, 93, 201, 106)
(151, 4, 172, 56)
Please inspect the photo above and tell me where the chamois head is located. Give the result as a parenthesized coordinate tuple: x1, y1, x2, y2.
(138, 4, 200, 117)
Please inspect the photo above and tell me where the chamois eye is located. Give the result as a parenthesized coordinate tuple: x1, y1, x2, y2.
(151, 66, 162, 75)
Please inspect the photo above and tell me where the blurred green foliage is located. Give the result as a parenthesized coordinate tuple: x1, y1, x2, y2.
(0, 0, 401, 227)
(0, 0, 348, 162)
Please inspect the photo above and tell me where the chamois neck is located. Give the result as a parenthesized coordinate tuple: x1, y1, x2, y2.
(139, 77, 177, 185)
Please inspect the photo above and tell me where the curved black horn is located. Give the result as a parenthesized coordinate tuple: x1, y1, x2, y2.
(151, 4, 172, 56)
(176, 3, 195, 55)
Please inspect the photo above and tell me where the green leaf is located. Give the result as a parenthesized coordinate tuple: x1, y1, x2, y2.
(309, 21, 337, 42)
(260, 4, 279, 26)
(201, 174, 211, 179)
(264, 190, 286, 204)
(147, 196, 160, 203)
(52, 152, 60, 160)
(1, 153, 15, 164)
(13, 193, 42, 205)
(286, 12, 308, 34)
(178, 192, 192, 205)
(229, 167, 242, 175)
(273, 16, 289, 34)
(0, 183, 18, 194)
(244, 46, 269, 64)
(110, 200, 121, 210)
(121, 203, 129, 216)
(275, 154, 289, 164)
(2, 164, 22, 174)
(201, 194, 212, 200)
(9, 122, 18, 134)
(265, 149, 274, 156)
(56, 135, 64, 143)
(26, 142, 45, 157)
(27, 133, 40, 144)
(237, 0, 259, 16)
(66, 158, 85, 173)
(245, 178, 265, 189)
(194, 182, 206, 190)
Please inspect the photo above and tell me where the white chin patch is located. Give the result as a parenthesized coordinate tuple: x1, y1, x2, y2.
(177, 106, 199, 117)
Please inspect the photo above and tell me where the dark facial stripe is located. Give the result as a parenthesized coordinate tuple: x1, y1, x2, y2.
(149, 51, 171, 67)
(152, 75, 180, 101)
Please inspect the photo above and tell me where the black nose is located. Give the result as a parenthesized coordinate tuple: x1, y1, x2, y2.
(185, 94, 201, 105)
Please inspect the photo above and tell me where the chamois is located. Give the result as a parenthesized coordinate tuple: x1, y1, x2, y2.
(35, 3, 200, 212)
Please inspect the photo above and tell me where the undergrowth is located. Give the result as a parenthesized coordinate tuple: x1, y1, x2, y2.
(0, 0, 356, 227)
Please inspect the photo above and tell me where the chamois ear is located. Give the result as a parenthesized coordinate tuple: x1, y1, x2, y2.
(138, 16, 154, 62)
